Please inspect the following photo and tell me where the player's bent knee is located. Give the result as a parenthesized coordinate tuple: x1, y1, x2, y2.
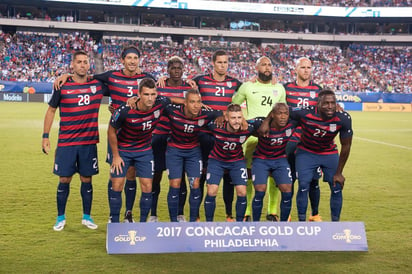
(79, 175, 91, 183)
(278, 183, 292, 193)
(188, 177, 199, 188)
(59, 176, 72, 184)
(111, 178, 125, 192)
(254, 184, 267, 192)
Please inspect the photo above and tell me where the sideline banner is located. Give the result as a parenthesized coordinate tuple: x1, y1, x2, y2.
(363, 103, 411, 112)
(106, 222, 368, 254)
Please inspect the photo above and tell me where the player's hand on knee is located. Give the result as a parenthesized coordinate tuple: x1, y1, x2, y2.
(333, 174, 345, 189)
(111, 157, 124, 175)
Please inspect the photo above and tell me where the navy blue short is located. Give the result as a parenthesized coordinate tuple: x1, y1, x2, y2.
(206, 158, 247, 186)
(251, 157, 292, 185)
(106, 141, 112, 164)
(54, 144, 98, 177)
(152, 133, 168, 172)
(286, 141, 322, 181)
(199, 132, 215, 168)
(166, 146, 202, 179)
(108, 149, 154, 178)
(295, 148, 338, 189)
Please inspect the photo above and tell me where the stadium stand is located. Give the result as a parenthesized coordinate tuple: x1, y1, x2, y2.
(0, 31, 410, 92)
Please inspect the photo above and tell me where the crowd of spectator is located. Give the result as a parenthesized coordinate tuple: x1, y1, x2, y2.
(0, 31, 410, 93)
(0, 32, 96, 82)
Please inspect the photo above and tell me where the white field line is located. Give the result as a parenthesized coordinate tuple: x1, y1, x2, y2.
(355, 136, 412, 151)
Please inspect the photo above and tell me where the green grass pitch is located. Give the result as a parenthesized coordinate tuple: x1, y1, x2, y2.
(0, 102, 411, 273)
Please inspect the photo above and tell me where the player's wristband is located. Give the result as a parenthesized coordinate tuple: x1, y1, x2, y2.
(42, 133, 49, 138)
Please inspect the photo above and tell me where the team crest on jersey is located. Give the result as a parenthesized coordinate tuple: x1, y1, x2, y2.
(285, 128, 292, 137)
(90, 86, 97, 94)
(154, 110, 160, 118)
(239, 136, 246, 143)
(330, 124, 337, 132)
(198, 119, 205, 127)
(310, 91, 316, 99)
(227, 82, 232, 88)
(272, 90, 278, 97)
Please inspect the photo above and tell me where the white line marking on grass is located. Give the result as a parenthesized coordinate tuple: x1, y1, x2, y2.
(356, 137, 412, 150)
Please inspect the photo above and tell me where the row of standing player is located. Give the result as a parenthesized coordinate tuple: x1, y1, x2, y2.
(42, 47, 352, 230)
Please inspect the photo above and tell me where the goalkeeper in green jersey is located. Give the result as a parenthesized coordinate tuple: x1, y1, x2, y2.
(232, 56, 286, 221)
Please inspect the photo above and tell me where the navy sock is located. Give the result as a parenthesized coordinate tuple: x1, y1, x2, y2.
(309, 179, 320, 216)
(80, 182, 93, 215)
(296, 184, 309, 221)
(204, 195, 216, 222)
(252, 191, 265, 221)
(178, 176, 187, 215)
(189, 188, 201, 222)
(124, 179, 137, 212)
(139, 192, 152, 222)
(330, 183, 343, 222)
(167, 186, 180, 222)
(107, 179, 112, 204)
(235, 196, 247, 222)
(280, 192, 292, 221)
(56, 182, 70, 216)
(109, 189, 122, 223)
(199, 173, 206, 199)
(151, 174, 161, 217)
(197, 173, 207, 218)
(222, 173, 234, 216)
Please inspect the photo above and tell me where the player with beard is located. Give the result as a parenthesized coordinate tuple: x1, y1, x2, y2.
(232, 56, 286, 222)
(204, 104, 258, 222)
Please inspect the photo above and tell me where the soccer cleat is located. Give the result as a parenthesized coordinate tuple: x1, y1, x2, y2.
(309, 214, 322, 222)
(148, 216, 159, 222)
(243, 215, 251, 222)
(266, 214, 279, 222)
(53, 216, 66, 231)
(82, 216, 98, 230)
(177, 215, 187, 222)
(123, 210, 135, 223)
(226, 215, 235, 222)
